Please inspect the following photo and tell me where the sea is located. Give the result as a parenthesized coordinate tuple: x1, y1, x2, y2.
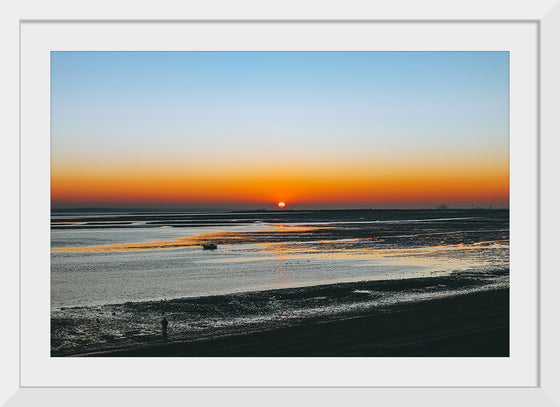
(50, 209, 509, 355)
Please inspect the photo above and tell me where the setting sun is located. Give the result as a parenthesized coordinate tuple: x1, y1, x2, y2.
(278, 202, 286, 208)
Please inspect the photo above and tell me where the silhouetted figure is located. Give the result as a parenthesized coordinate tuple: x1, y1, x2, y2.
(161, 317, 168, 339)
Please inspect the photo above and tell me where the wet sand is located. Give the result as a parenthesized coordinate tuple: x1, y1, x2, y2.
(51, 209, 509, 357)
(84, 288, 508, 357)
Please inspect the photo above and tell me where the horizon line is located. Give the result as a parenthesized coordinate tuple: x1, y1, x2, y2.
(51, 206, 509, 212)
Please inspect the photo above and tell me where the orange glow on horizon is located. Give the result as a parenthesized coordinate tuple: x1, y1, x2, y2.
(51, 154, 509, 208)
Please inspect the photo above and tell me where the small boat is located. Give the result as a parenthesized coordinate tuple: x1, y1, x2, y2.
(202, 243, 217, 250)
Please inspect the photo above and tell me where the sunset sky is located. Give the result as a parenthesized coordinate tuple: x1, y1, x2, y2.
(51, 51, 509, 210)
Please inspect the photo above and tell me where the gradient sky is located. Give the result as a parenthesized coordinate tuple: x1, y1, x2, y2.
(51, 51, 509, 210)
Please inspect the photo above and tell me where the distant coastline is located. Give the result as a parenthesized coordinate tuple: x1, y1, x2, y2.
(51, 207, 510, 214)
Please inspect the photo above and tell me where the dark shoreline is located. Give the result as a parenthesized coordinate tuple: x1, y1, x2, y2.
(78, 288, 508, 357)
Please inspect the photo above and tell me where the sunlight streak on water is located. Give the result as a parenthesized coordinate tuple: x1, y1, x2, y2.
(51, 213, 509, 309)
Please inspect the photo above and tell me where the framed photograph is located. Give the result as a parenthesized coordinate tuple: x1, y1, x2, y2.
(5, 0, 558, 405)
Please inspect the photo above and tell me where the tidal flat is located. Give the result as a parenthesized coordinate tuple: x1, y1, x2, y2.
(51, 209, 509, 356)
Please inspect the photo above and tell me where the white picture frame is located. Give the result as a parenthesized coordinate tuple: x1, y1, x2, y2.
(3, 0, 559, 405)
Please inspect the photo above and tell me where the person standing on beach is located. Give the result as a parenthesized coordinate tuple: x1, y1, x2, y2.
(161, 317, 168, 339)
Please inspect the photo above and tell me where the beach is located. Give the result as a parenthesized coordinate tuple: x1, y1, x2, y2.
(52, 271, 508, 357)
(68, 288, 508, 357)
(51, 209, 509, 357)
